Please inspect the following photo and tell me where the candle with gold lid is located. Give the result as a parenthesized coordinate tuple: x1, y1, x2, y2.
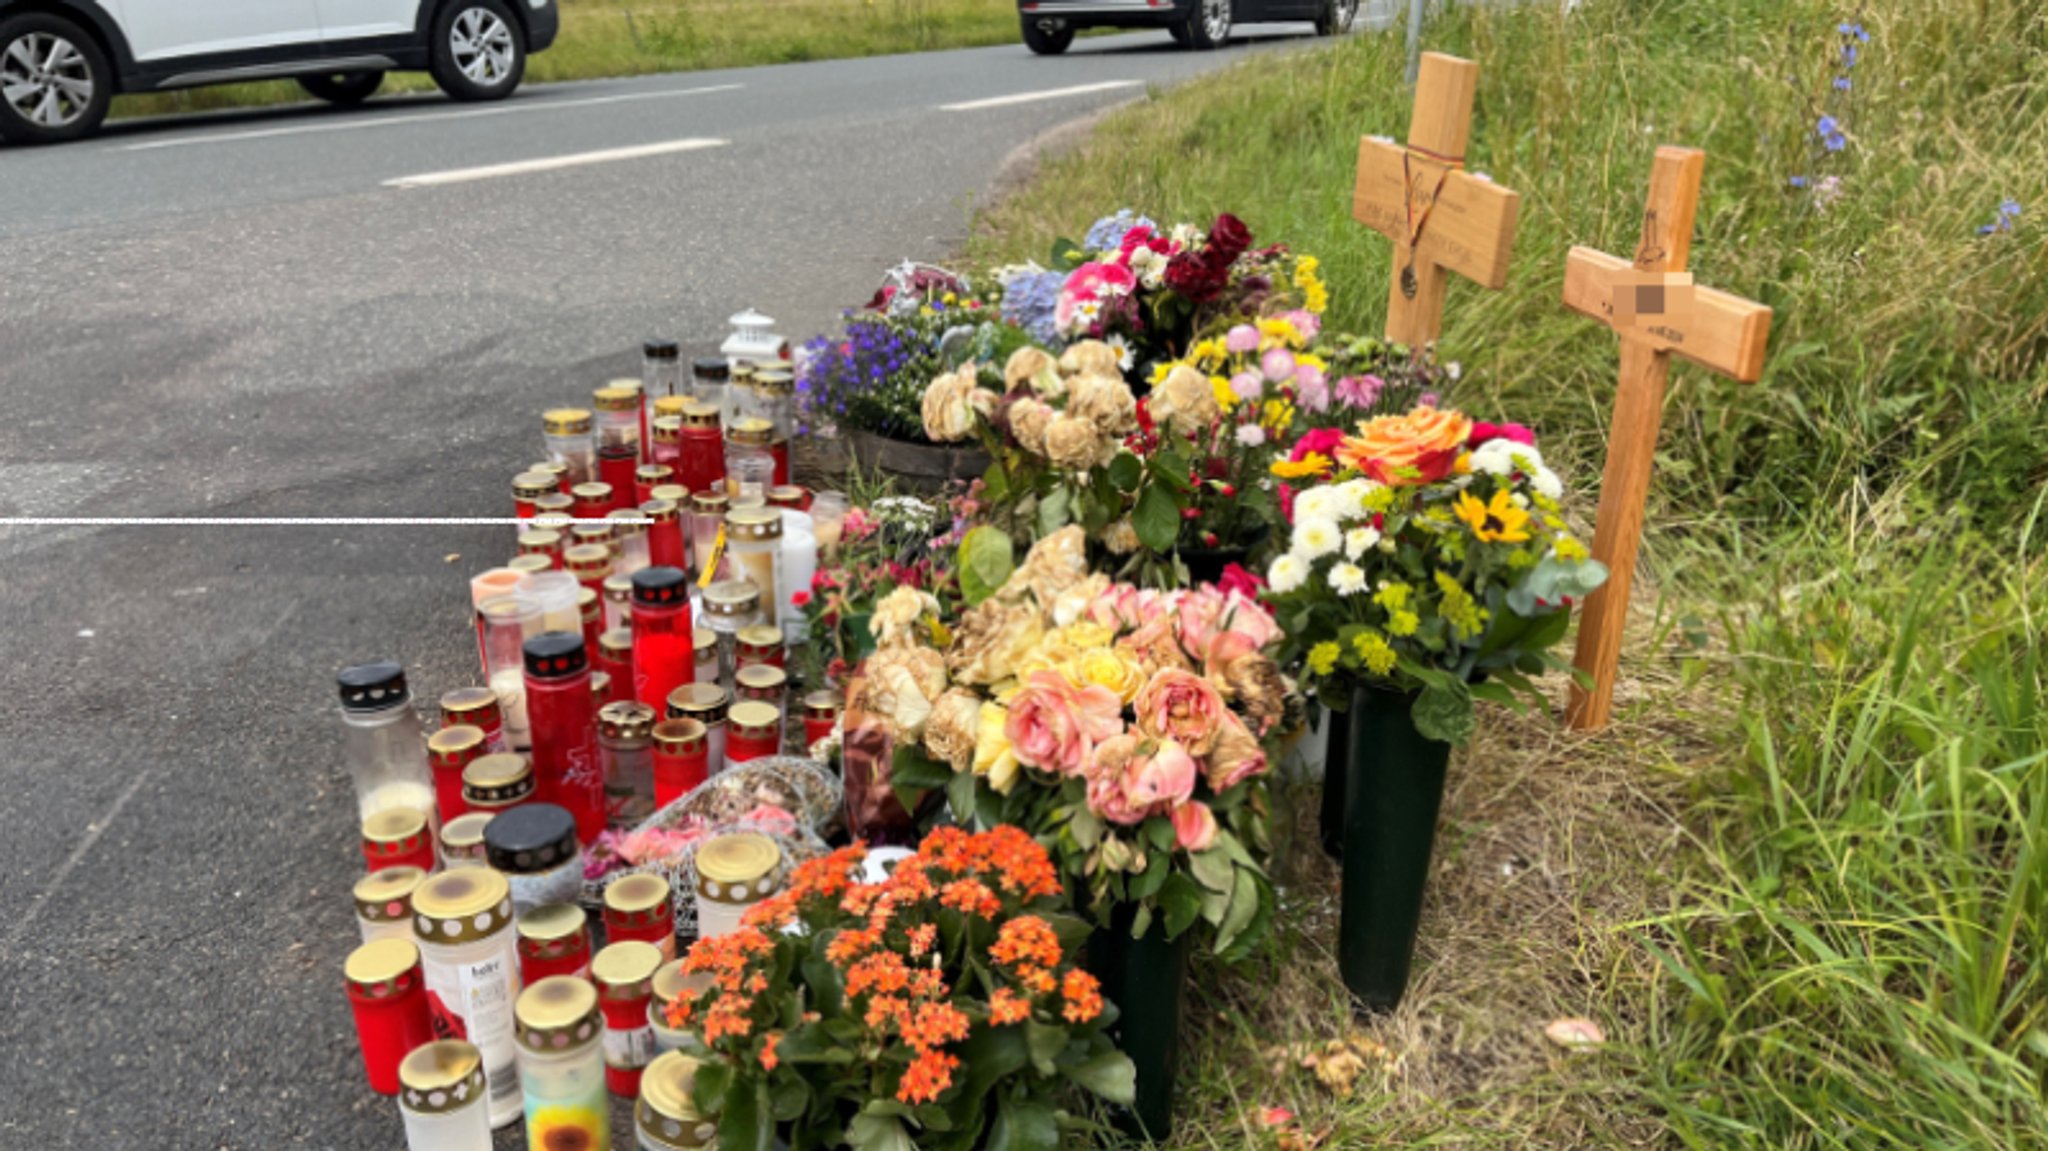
(599, 700, 659, 827)
(690, 627, 717, 688)
(687, 489, 729, 579)
(725, 701, 781, 767)
(512, 471, 559, 532)
(595, 383, 642, 504)
(676, 401, 725, 496)
(397, 1040, 492, 1151)
(426, 724, 486, 821)
(693, 833, 782, 940)
(601, 573, 634, 634)
(647, 962, 711, 1057)
(608, 508, 652, 576)
(595, 628, 633, 707)
(412, 869, 522, 1128)
(516, 529, 564, 571)
(461, 752, 533, 814)
(542, 408, 596, 487)
(734, 664, 787, 723)
(516, 902, 592, 986)
(637, 1050, 715, 1149)
(363, 807, 437, 874)
(642, 497, 686, 572)
(570, 481, 615, 522)
(346, 937, 436, 1095)
(513, 977, 608, 1151)
(734, 624, 784, 671)
(439, 687, 506, 755)
(801, 689, 842, 752)
(592, 940, 663, 1096)
(651, 718, 707, 809)
(506, 554, 551, 578)
(604, 873, 676, 961)
(700, 578, 761, 691)
(355, 864, 429, 945)
(723, 508, 783, 628)
(665, 683, 729, 774)
(649, 415, 683, 476)
(635, 464, 674, 508)
(578, 586, 603, 654)
(437, 812, 493, 870)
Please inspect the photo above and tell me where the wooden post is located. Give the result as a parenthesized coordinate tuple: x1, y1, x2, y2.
(1353, 52, 1521, 349)
(1562, 146, 1774, 730)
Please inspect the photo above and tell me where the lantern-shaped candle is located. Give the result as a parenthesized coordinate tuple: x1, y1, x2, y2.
(337, 660, 437, 824)
(693, 833, 782, 941)
(513, 978, 608, 1151)
(363, 807, 437, 874)
(426, 724, 485, 822)
(603, 873, 676, 961)
(665, 684, 729, 776)
(354, 865, 428, 946)
(541, 409, 596, 488)
(397, 1040, 492, 1151)
(522, 632, 604, 845)
(437, 812, 492, 870)
(516, 902, 592, 986)
(592, 940, 663, 1096)
(460, 753, 534, 816)
(484, 802, 584, 917)
(651, 718, 707, 810)
(599, 700, 658, 828)
(346, 938, 436, 1095)
(412, 869, 523, 1128)
(439, 687, 506, 755)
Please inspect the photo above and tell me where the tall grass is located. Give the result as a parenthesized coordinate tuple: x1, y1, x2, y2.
(971, 1, 2048, 1144)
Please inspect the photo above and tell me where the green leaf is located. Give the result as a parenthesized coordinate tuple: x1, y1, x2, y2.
(988, 1095, 1062, 1151)
(1107, 451, 1143, 493)
(771, 1078, 811, 1122)
(957, 526, 1015, 607)
(1068, 806, 1103, 850)
(690, 1057, 733, 1115)
(848, 1113, 918, 1151)
(959, 1025, 1031, 1101)
(1024, 1019, 1069, 1075)
(947, 770, 979, 826)
(890, 744, 955, 813)
(715, 1077, 775, 1151)
(1187, 844, 1234, 894)
(1158, 871, 1205, 938)
(981, 458, 1011, 505)
(1036, 485, 1073, 535)
(1132, 482, 1180, 552)
(1062, 1049, 1138, 1105)
(1412, 680, 1476, 745)
(1214, 865, 1262, 956)
(1217, 869, 1275, 964)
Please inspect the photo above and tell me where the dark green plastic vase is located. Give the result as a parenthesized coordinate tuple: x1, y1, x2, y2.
(1338, 684, 1453, 1012)
(1317, 703, 1353, 860)
(1086, 901, 1189, 1141)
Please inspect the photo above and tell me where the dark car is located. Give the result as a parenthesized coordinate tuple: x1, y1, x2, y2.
(1017, 0, 1355, 53)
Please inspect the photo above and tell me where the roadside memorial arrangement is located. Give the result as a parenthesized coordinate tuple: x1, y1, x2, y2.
(325, 49, 1773, 1150)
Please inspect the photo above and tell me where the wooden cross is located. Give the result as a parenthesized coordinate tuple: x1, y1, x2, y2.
(1562, 146, 1773, 730)
(1353, 52, 1521, 349)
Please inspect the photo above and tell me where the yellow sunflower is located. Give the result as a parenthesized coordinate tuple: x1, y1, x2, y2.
(1453, 489, 1532, 544)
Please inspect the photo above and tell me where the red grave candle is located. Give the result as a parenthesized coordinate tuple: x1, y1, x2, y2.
(725, 701, 781, 766)
(651, 718, 708, 809)
(595, 629, 634, 707)
(676, 403, 726, 497)
(345, 939, 436, 1095)
(522, 631, 605, 845)
(734, 625, 785, 672)
(361, 808, 436, 874)
(629, 568, 693, 716)
(603, 873, 676, 960)
(643, 498, 686, 571)
(592, 940, 662, 1097)
(439, 687, 506, 755)
(512, 470, 559, 528)
(516, 903, 593, 986)
(570, 481, 616, 521)
(425, 724, 485, 822)
(578, 586, 604, 657)
(802, 689, 842, 751)
(634, 464, 674, 509)
(600, 451, 638, 514)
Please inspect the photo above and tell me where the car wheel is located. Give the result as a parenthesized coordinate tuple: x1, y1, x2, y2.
(0, 12, 111, 145)
(298, 70, 385, 105)
(1168, 22, 1189, 44)
(1020, 16, 1075, 55)
(1181, 0, 1232, 49)
(430, 0, 525, 102)
(1314, 0, 1357, 35)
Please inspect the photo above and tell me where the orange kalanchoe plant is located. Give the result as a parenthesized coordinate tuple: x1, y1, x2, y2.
(666, 826, 1135, 1151)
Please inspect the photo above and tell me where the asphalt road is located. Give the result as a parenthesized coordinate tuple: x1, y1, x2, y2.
(0, 23, 1391, 1149)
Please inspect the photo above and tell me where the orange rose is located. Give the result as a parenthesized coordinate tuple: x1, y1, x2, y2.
(1335, 405, 1473, 486)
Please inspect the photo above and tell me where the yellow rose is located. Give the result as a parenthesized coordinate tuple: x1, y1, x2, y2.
(1016, 638, 1082, 679)
(1058, 340, 1122, 378)
(1043, 413, 1111, 471)
(972, 702, 1021, 795)
(1006, 397, 1055, 455)
(1067, 647, 1146, 704)
(1050, 621, 1115, 651)
(1004, 346, 1063, 397)
(1149, 364, 1219, 435)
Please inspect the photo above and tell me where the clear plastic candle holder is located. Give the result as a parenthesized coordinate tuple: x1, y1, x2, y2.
(513, 978, 609, 1151)
(541, 409, 596, 488)
(599, 700, 658, 828)
(644, 339, 682, 397)
(478, 595, 541, 748)
(338, 661, 437, 825)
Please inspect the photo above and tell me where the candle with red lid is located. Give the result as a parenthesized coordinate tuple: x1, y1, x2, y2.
(346, 938, 437, 1095)
(425, 724, 485, 822)
(362, 808, 436, 874)
(628, 567, 692, 714)
(650, 718, 707, 809)
(592, 940, 662, 1097)
(521, 631, 605, 845)
(603, 873, 676, 961)
(517, 902, 592, 986)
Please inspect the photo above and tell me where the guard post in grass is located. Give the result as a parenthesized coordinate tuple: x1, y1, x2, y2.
(1353, 51, 1521, 351)
(1561, 146, 1772, 730)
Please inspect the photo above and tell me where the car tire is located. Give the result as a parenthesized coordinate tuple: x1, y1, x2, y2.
(0, 12, 112, 145)
(430, 0, 526, 102)
(1020, 17, 1075, 55)
(1180, 0, 1232, 49)
(1167, 22, 1189, 44)
(298, 70, 386, 105)
(1314, 0, 1357, 35)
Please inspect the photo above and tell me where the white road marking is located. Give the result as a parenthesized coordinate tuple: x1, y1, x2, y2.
(117, 84, 744, 152)
(940, 80, 1143, 111)
(382, 137, 729, 188)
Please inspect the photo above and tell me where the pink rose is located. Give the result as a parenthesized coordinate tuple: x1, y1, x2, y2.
(1470, 421, 1535, 447)
(1171, 800, 1219, 852)
(1007, 670, 1122, 777)
(1086, 735, 1151, 825)
(1118, 611, 1193, 678)
(1203, 711, 1269, 793)
(1132, 669, 1229, 757)
(1216, 563, 1265, 601)
(1123, 738, 1198, 809)
(1055, 262, 1138, 332)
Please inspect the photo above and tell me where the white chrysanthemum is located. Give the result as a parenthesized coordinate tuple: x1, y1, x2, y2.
(1345, 526, 1382, 559)
(1470, 439, 1545, 479)
(1267, 554, 1308, 594)
(1333, 478, 1379, 520)
(1292, 518, 1342, 560)
(1294, 485, 1341, 526)
(1330, 563, 1367, 596)
(1530, 466, 1564, 501)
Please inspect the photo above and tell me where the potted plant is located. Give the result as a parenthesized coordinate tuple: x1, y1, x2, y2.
(1258, 407, 1608, 1011)
(663, 827, 1136, 1151)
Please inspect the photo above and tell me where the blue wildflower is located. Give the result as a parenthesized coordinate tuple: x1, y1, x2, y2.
(1833, 76, 1852, 91)
(1789, 175, 1809, 188)
(2001, 199, 2022, 218)
(1817, 115, 1839, 136)
(1825, 133, 1847, 152)
(1842, 43, 1859, 67)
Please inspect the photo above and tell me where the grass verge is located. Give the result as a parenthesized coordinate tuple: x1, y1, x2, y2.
(114, 0, 1026, 119)
(971, 0, 2048, 1146)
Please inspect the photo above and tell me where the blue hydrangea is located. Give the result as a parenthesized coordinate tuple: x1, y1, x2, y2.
(1000, 269, 1066, 345)
(1082, 210, 1156, 253)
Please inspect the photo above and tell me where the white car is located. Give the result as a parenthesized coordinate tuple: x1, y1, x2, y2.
(0, 0, 560, 144)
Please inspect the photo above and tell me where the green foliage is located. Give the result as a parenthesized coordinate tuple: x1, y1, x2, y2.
(956, 526, 1015, 608)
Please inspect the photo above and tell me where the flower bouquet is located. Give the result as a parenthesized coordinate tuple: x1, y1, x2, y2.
(801, 495, 962, 675)
(664, 827, 1135, 1151)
